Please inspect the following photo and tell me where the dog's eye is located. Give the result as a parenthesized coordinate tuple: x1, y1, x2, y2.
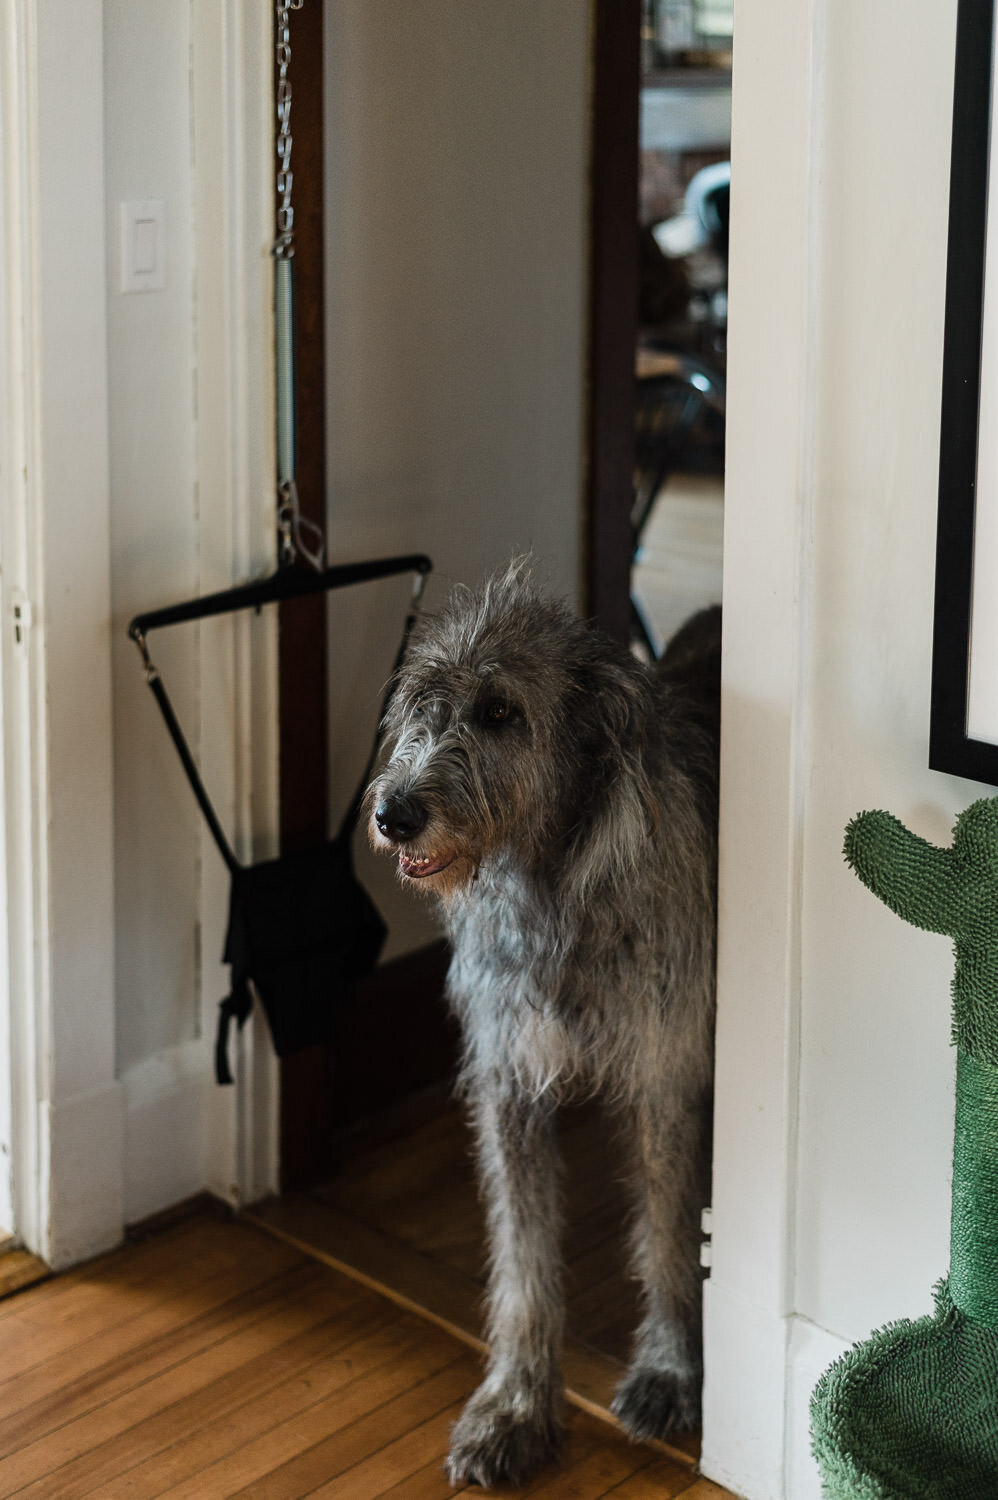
(480, 698, 512, 726)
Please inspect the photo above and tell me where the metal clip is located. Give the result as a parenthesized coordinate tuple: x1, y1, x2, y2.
(11, 591, 33, 645)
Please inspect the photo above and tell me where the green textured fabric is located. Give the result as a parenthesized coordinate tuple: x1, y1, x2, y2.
(810, 799, 998, 1498)
(951, 1050, 998, 1327)
(843, 799, 998, 1064)
(811, 1282, 998, 1500)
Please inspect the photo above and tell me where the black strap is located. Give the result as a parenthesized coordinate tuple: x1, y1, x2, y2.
(132, 557, 429, 1083)
(135, 568, 428, 872)
(215, 980, 254, 1084)
(145, 669, 240, 874)
(130, 555, 430, 639)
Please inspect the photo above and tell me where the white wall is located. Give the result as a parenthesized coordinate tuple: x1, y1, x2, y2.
(322, 1, 591, 956)
(0, 1, 276, 1250)
(704, 1, 988, 1496)
(106, 0, 201, 1077)
(796, 0, 964, 1342)
(104, 0, 278, 1226)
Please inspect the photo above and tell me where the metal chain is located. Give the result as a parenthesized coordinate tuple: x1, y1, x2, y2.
(272, 0, 324, 570)
(273, 1, 303, 258)
(278, 480, 325, 571)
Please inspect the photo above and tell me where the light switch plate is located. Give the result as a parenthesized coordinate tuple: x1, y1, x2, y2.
(120, 200, 166, 293)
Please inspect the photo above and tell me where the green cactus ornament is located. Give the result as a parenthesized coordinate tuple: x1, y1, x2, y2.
(810, 798, 998, 1499)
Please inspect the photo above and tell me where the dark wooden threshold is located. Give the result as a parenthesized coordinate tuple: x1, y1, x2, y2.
(0, 1246, 48, 1301)
(244, 1191, 700, 1473)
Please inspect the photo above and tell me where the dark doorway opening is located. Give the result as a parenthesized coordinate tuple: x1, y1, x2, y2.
(277, 2, 640, 1190)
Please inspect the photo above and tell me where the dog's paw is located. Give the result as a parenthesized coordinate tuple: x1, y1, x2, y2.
(611, 1364, 700, 1443)
(446, 1386, 562, 1489)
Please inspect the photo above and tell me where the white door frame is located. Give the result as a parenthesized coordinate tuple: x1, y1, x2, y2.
(0, 0, 278, 1268)
(701, 0, 828, 1494)
(0, 0, 121, 1269)
(0, 0, 42, 1244)
(190, 0, 281, 1215)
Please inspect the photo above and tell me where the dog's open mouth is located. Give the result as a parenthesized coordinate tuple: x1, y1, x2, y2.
(398, 850, 455, 880)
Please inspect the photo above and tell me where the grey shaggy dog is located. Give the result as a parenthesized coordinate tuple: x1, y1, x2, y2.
(367, 564, 720, 1489)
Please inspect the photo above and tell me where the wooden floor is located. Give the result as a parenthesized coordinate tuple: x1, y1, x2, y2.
(0, 471, 731, 1495)
(314, 1100, 643, 1364)
(246, 1098, 713, 1472)
(0, 1200, 734, 1499)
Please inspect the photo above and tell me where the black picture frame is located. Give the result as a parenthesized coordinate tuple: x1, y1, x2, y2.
(930, 0, 998, 783)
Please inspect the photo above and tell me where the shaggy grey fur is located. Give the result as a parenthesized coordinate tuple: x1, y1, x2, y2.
(367, 564, 720, 1489)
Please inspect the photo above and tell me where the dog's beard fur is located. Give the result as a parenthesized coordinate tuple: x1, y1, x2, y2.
(367, 561, 720, 1487)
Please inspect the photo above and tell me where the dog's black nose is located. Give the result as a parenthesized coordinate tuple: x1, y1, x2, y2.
(375, 794, 427, 843)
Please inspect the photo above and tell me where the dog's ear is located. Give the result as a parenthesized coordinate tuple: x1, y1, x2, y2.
(577, 657, 646, 748)
(567, 656, 660, 867)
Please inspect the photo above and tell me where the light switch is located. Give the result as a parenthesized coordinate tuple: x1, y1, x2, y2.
(120, 200, 166, 293)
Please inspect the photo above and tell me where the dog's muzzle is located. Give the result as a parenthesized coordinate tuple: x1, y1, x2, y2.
(374, 792, 457, 880)
(375, 793, 428, 844)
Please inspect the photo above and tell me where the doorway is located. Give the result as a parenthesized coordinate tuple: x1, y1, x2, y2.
(631, 2, 730, 657)
(278, 1, 622, 1187)
(277, 0, 730, 1185)
(260, 0, 731, 1472)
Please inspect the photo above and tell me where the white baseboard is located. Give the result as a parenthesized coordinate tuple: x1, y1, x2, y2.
(786, 1318, 851, 1500)
(121, 1040, 211, 1226)
(702, 1285, 852, 1500)
(701, 1278, 790, 1499)
(43, 1082, 124, 1270)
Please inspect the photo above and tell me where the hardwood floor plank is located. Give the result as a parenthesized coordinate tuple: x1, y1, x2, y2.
(316, 1109, 484, 1281)
(0, 1215, 298, 1391)
(666, 1481, 734, 1498)
(0, 1235, 317, 1427)
(244, 1194, 654, 1447)
(1, 1263, 350, 1497)
(305, 1399, 466, 1499)
(0, 1248, 49, 1299)
(563, 1196, 632, 1271)
(90, 1306, 424, 1499)
(598, 1456, 714, 1497)
(0, 1205, 733, 1500)
(518, 1443, 654, 1499)
(226, 1355, 480, 1498)
(367, 1453, 464, 1500)
(0, 1207, 249, 1321)
(154, 1329, 474, 1497)
(246, 1193, 489, 1354)
(272, 1096, 703, 1471)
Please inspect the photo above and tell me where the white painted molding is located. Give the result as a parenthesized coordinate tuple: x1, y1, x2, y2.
(1, 0, 122, 1265)
(121, 1041, 211, 1225)
(192, 0, 279, 1209)
(786, 1318, 851, 1500)
(2, 0, 277, 1264)
(42, 1084, 124, 1272)
(0, 0, 42, 1245)
(702, 1281, 793, 1500)
(702, 0, 827, 1493)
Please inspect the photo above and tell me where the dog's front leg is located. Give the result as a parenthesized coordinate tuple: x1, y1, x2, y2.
(447, 1079, 564, 1488)
(611, 1086, 710, 1441)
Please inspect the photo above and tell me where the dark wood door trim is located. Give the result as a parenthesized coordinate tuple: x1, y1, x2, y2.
(585, 0, 641, 640)
(276, 0, 333, 1190)
(277, 0, 328, 860)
